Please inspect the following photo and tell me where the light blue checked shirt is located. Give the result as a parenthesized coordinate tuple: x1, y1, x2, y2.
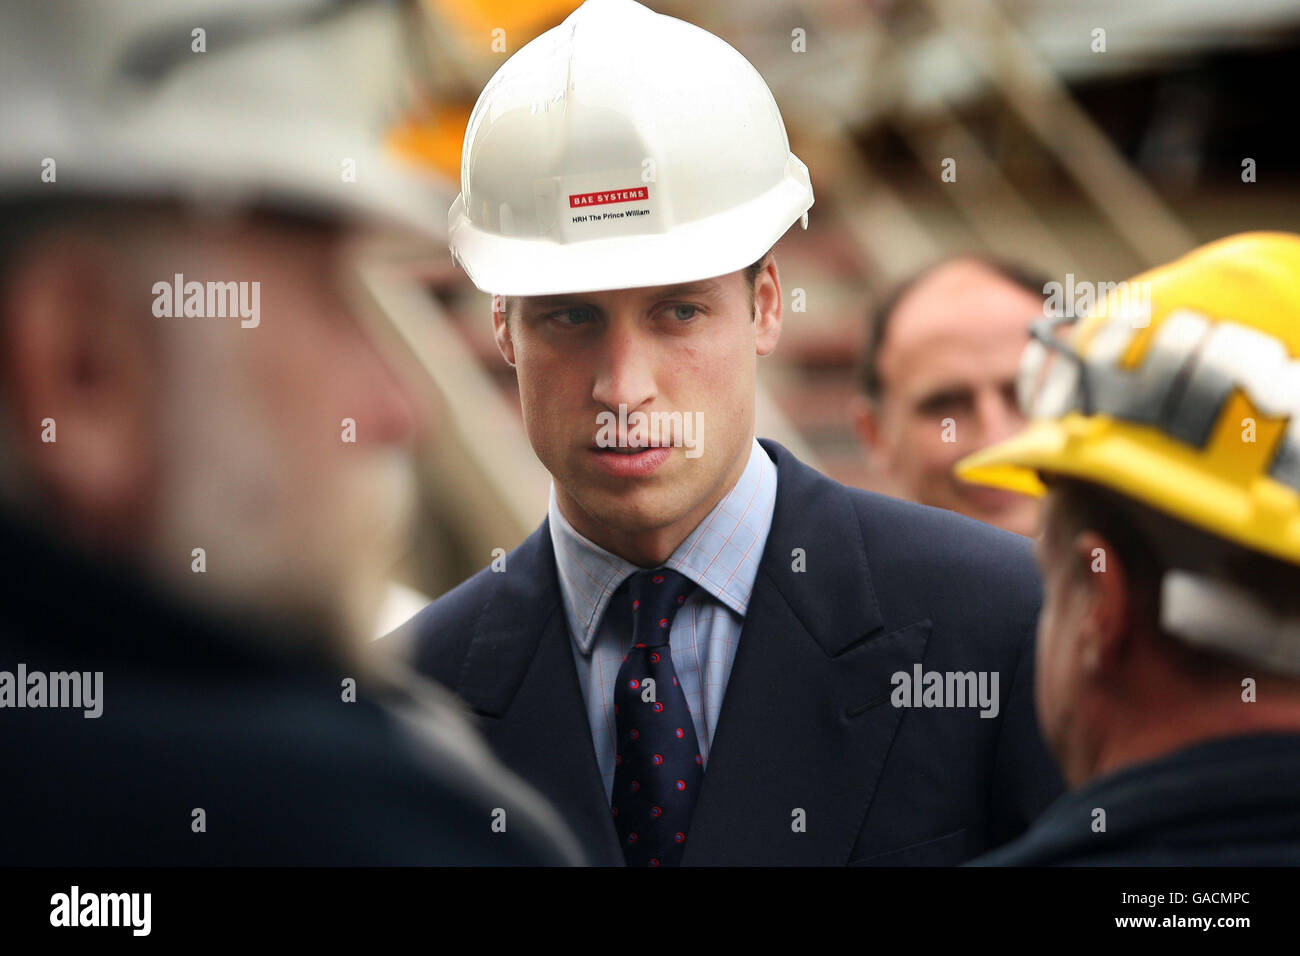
(548, 438, 778, 802)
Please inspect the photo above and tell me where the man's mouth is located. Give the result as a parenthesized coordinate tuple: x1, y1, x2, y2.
(958, 480, 1027, 513)
(598, 444, 651, 454)
(587, 444, 672, 477)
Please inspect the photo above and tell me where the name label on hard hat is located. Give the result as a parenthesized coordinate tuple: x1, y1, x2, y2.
(535, 168, 662, 241)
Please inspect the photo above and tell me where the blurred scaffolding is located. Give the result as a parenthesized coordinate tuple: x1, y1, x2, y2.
(369, 0, 1300, 603)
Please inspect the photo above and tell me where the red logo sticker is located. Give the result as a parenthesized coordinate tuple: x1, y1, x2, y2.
(568, 186, 649, 208)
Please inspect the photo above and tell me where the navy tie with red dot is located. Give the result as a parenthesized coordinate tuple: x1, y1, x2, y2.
(610, 567, 702, 867)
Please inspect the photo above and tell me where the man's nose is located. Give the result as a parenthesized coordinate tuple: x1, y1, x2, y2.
(591, 319, 657, 412)
(976, 385, 1025, 447)
(352, 329, 428, 447)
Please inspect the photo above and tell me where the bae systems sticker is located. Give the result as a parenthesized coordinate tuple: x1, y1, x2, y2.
(568, 187, 649, 208)
(540, 171, 658, 240)
(567, 185, 652, 228)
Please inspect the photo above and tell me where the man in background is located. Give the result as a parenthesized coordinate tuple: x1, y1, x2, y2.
(853, 255, 1048, 537)
(961, 233, 1300, 864)
(0, 0, 580, 865)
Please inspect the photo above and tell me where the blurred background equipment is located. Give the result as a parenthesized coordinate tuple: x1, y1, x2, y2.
(378, 0, 1300, 600)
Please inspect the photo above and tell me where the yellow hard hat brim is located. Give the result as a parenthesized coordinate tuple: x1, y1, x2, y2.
(956, 414, 1300, 566)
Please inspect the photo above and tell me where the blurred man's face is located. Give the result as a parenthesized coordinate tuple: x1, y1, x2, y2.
(855, 260, 1040, 536)
(494, 264, 781, 565)
(2, 212, 423, 641)
(150, 219, 422, 637)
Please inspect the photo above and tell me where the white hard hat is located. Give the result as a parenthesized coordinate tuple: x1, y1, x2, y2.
(0, 0, 451, 239)
(449, 0, 814, 296)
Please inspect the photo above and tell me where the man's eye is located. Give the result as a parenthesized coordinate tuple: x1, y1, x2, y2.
(919, 392, 973, 417)
(666, 304, 700, 322)
(548, 307, 596, 326)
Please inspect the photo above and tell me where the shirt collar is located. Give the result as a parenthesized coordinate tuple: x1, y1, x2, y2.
(548, 438, 778, 655)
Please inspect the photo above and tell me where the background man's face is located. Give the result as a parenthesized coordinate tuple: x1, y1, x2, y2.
(496, 267, 779, 561)
(857, 260, 1041, 536)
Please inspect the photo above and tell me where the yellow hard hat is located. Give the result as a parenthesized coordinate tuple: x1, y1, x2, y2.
(956, 231, 1300, 566)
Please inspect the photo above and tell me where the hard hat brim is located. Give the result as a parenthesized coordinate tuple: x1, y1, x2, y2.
(0, 110, 453, 242)
(956, 414, 1300, 566)
(449, 155, 813, 296)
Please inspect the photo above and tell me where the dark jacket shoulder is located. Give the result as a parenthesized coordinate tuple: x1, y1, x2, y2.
(972, 732, 1300, 866)
(842, 484, 1042, 647)
(0, 510, 581, 866)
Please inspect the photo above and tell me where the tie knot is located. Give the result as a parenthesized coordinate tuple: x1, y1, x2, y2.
(624, 568, 696, 647)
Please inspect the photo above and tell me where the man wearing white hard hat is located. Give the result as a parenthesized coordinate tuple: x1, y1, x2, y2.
(0, 0, 582, 865)
(400, 0, 1061, 866)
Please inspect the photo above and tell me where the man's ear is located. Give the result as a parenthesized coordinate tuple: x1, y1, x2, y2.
(1071, 529, 1132, 674)
(851, 391, 902, 489)
(753, 257, 782, 357)
(492, 294, 516, 367)
(850, 393, 882, 453)
(1, 234, 159, 541)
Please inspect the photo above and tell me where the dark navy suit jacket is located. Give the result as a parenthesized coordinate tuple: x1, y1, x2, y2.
(0, 508, 582, 866)
(972, 732, 1300, 865)
(397, 439, 1064, 865)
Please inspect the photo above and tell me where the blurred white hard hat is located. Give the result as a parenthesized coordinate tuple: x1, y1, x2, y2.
(449, 0, 814, 296)
(0, 0, 451, 238)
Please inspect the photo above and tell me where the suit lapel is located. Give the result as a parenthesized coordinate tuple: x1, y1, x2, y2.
(453, 523, 623, 865)
(681, 440, 929, 865)
(449, 441, 924, 866)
